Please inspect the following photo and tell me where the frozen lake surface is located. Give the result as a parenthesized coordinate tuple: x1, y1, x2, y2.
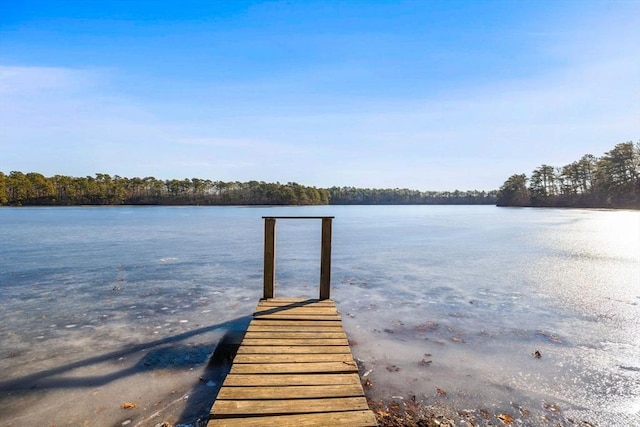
(0, 205, 638, 426)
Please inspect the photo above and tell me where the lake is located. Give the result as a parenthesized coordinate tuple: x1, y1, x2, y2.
(0, 205, 638, 426)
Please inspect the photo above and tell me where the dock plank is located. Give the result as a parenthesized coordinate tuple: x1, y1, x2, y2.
(217, 384, 365, 400)
(220, 373, 362, 387)
(230, 360, 358, 374)
(256, 298, 336, 306)
(236, 345, 351, 354)
(252, 314, 341, 321)
(243, 331, 347, 339)
(254, 309, 340, 317)
(240, 338, 348, 346)
(208, 410, 377, 427)
(247, 328, 343, 333)
(211, 396, 369, 416)
(248, 320, 343, 327)
(233, 353, 355, 364)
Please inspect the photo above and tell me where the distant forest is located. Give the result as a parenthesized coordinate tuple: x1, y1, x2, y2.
(497, 141, 639, 209)
(0, 173, 497, 206)
(3, 140, 636, 208)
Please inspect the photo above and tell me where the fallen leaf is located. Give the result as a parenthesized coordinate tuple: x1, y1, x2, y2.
(497, 413, 513, 424)
(121, 402, 136, 409)
(436, 388, 447, 396)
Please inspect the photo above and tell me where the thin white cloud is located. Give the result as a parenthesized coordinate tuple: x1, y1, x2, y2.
(0, 65, 95, 95)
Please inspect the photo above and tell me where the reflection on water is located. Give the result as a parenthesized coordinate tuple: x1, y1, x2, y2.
(0, 206, 638, 426)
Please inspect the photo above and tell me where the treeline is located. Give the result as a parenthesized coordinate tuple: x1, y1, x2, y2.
(326, 187, 497, 204)
(497, 141, 640, 208)
(0, 172, 497, 206)
(0, 174, 329, 206)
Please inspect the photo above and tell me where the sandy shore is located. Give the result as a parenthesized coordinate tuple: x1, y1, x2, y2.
(365, 394, 598, 427)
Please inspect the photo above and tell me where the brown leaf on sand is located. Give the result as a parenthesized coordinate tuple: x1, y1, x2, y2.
(497, 413, 514, 424)
(436, 388, 446, 396)
(121, 402, 137, 409)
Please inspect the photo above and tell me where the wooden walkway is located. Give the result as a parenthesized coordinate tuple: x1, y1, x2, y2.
(208, 298, 377, 426)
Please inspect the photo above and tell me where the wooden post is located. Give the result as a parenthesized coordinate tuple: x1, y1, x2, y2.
(319, 217, 332, 300)
(263, 218, 276, 299)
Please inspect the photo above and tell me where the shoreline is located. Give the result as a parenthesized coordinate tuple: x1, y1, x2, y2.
(364, 393, 598, 427)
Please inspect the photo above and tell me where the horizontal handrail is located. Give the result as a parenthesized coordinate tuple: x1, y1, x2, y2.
(262, 216, 334, 219)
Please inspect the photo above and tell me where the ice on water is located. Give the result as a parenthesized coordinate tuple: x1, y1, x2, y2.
(0, 206, 638, 426)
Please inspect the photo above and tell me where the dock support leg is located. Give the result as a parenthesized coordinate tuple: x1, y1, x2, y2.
(263, 218, 276, 299)
(319, 217, 332, 300)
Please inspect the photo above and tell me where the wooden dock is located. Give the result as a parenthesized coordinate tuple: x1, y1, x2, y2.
(208, 298, 377, 426)
(208, 217, 377, 426)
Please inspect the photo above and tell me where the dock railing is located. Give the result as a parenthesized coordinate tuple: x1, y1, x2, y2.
(262, 216, 334, 300)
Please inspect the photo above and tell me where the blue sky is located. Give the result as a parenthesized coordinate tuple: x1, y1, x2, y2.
(1, 0, 638, 190)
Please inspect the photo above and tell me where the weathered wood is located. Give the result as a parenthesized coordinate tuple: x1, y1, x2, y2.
(254, 307, 339, 316)
(255, 301, 337, 311)
(252, 314, 341, 321)
(243, 332, 346, 340)
(230, 360, 357, 374)
(263, 218, 276, 299)
(233, 353, 355, 364)
(247, 328, 342, 334)
(261, 216, 335, 220)
(240, 338, 348, 346)
(256, 302, 337, 310)
(248, 319, 342, 327)
(208, 410, 377, 427)
(217, 384, 365, 400)
(260, 216, 333, 302)
(211, 396, 369, 416)
(208, 298, 376, 426)
(221, 373, 361, 387)
(320, 217, 332, 300)
(257, 298, 336, 306)
(236, 345, 352, 354)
